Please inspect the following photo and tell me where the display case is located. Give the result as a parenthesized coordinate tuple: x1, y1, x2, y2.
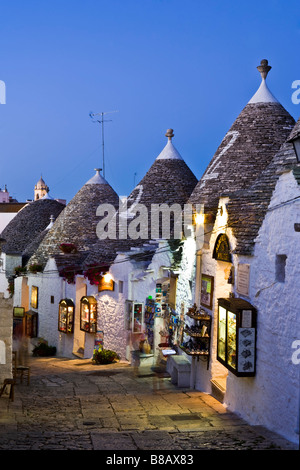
(58, 299, 75, 334)
(217, 298, 257, 376)
(180, 304, 211, 368)
(125, 300, 144, 332)
(80, 296, 97, 333)
(25, 311, 38, 338)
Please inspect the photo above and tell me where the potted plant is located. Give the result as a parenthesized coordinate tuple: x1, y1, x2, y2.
(14, 265, 27, 276)
(32, 339, 56, 357)
(92, 347, 120, 365)
(28, 263, 43, 274)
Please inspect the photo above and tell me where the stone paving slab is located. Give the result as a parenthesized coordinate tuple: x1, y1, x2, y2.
(0, 357, 298, 451)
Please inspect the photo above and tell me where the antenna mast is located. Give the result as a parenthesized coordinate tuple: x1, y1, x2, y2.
(89, 110, 118, 177)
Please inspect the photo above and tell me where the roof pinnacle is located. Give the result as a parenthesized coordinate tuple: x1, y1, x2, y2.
(165, 129, 174, 141)
(257, 59, 271, 80)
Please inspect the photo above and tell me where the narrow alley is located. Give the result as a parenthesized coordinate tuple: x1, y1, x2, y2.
(0, 357, 297, 452)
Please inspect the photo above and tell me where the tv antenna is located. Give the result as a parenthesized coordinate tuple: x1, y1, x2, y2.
(89, 110, 119, 177)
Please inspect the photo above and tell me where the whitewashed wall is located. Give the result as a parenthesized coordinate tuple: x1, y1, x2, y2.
(223, 170, 300, 444)
(0, 254, 23, 298)
(0, 253, 9, 297)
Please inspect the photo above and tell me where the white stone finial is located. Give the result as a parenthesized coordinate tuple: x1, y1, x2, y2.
(86, 168, 107, 185)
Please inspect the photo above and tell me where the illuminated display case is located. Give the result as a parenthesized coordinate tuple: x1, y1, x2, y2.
(217, 298, 257, 377)
(80, 296, 97, 333)
(31, 286, 38, 309)
(58, 299, 75, 334)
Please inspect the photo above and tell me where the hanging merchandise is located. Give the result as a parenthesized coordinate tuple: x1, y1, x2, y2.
(144, 297, 155, 349)
(155, 281, 170, 318)
(180, 303, 212, 368)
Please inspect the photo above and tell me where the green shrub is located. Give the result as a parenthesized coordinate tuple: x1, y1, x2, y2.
(32, 340, 56, 357)
(92, 348, 119, 364)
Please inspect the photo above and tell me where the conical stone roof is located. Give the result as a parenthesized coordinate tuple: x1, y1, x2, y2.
(83, 129, 198, 268)
(189, 60, 295, 216)
(28, 169, 119, 268)
(127, 129, 197, 210)
(1, 198, 65, 256)
(227, 117, 300, 255)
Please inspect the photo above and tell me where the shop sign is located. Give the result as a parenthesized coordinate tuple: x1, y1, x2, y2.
(213, 233, 232, 262)
(200, 274, 214, 309)
(13, 307, 25, 318)
(98, 276, 114, 292)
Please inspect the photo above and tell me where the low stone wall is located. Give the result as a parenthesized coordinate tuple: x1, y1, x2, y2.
(0, 293, 13, 385)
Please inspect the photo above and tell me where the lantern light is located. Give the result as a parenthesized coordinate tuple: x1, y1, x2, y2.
(291, 135, 300, 162)
(103, 272, 112, 283)
(195, 212, 204, 225)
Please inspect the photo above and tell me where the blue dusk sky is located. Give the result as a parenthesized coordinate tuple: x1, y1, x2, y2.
(0, 0, 299, 203)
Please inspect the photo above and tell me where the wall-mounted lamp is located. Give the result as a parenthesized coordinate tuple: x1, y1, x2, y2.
(195, 212, 205, 225)
(103, 272, 113, 283)
(288, 127, 300, 162)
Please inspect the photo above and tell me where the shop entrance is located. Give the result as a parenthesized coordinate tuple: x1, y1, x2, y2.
(126, 275, 182, 368)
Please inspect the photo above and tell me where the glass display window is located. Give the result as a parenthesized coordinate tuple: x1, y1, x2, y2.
(217, 306, 226, 362)
(58, 299, 75, 334)
(217, 298, 257, 377)
(31, 286, 38, 309)
(80, 296, 97, 333)
(125, 301, 144, 332)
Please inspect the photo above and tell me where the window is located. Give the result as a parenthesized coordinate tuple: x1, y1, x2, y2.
(31, 286, 38, 309)
(80, 296, 97, 333)
(119, 280, 124, 294)
(275, 254, 287, 283)
(58, 299, 74, 334)
(50, 295, 54, 304)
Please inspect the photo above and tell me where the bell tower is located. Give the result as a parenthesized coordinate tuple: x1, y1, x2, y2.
(34, 176, 49, 200)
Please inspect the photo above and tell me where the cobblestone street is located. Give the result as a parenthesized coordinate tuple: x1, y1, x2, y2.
(0, 357, 297, 452)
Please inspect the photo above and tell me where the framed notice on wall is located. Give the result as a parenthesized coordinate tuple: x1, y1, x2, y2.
(237, 264, 250, 296)
(200, 274, 214, 309)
